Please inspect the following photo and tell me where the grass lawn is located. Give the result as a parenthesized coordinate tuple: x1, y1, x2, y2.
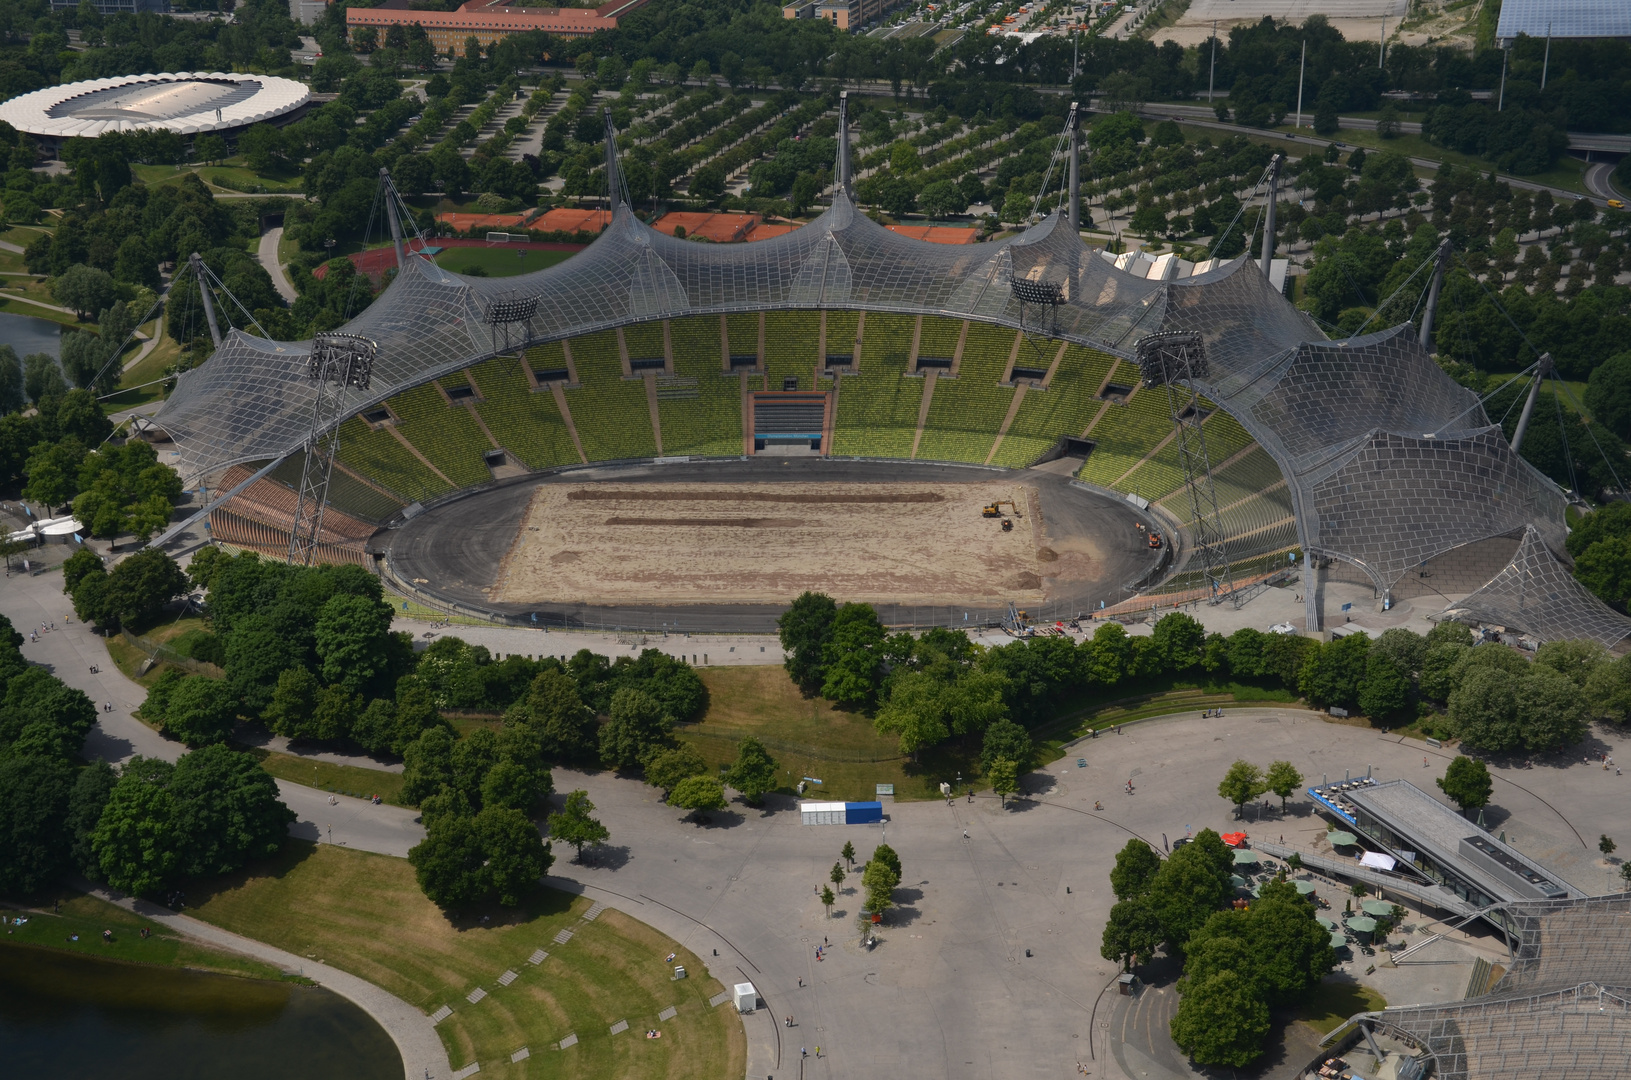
(1487, 371, 1591, 416)
(2, 888, 300, 983)
(104, 334, 185, 411)
(187, 842, 746, 1080)
(1295, 977, 1386, 1035)
(433, 246, 575, 278)
(684, 668, 1302, 802)
(196, 165, 304, 194)
(684, 667, 909, 802)
(0, 249, 31, 275)
(250, 750, 407, 806)
(0, 224, 51, 248)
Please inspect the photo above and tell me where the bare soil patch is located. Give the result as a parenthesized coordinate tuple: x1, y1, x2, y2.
(493, 480, 1046, 605)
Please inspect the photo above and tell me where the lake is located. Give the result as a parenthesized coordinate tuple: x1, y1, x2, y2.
(0, 309, 62, 358)
(0, 944, 402, 1080)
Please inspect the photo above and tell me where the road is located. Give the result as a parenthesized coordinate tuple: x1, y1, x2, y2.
(1126, 102, 1613, 206)
(258, 226, 299, 304)
(1586, 162, 1627, 204)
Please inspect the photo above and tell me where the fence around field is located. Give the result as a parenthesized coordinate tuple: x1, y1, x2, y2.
(117, 628, 223, 677)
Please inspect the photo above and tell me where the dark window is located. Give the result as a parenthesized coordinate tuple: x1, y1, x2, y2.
(362, 408, 391, 424)
(729, 353, 759, 369)
(1011, 366, 1047, 381)
(631, 357, 665, 371)
(446, 385, 476, 401)
(532, 367, 569, 382)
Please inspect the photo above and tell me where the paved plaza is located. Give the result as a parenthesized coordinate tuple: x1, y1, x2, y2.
(4, 562, 1626, 1078)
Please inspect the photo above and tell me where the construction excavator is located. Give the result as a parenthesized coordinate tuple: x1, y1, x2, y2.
(982, 499, 1022, 519)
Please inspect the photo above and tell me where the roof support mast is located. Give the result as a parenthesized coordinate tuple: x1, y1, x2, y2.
(189, 252, 222, 349)
(381, 167, 406, 270)
(1259, 154, 1282, 278)
(1417, 239, 1453, 349)
(837, 91, 852, 197)
(1510, 353, 1553, 456)
(1068, 100, 1080, 230)
(603, 107, 626, 214)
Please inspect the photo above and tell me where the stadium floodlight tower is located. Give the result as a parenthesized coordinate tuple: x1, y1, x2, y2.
(1134, 331, 1234, 603)
(287, 333, 375, 566)
(485, 292, 539, 356)
(1011, 274, 1065, 336)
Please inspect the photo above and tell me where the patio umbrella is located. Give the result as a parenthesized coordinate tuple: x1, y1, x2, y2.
(1330, 931, 1349, 949)
(1328, 830, 1359, 847)
(1233, 849, 1261, 866)
(1294, 881, 1317, 895)
(1361, 898, 1395, 917)
(1231, 874, 1248, 890)
(1345, 916, 1378, 934)
(1316, 916, 1338, 930)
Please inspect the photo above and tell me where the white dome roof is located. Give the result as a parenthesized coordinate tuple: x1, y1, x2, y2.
(0, 71, 309, 140)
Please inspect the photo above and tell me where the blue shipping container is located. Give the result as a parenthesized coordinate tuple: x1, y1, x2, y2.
(844, 802, 884, 825)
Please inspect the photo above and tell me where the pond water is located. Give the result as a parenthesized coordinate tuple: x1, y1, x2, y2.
(0, 310, 63, 358)
(0, 944, 402, 1080)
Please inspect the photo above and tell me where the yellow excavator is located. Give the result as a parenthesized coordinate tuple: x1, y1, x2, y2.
(982, 499, 1022, 519)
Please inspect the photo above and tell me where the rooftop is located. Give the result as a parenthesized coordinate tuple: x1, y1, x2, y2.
(1339, 778, 1579, 904)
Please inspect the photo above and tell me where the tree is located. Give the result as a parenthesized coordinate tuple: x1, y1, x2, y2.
(158, 675, 238, 746)
(314, 592, 395, 695)
(830, 860, 845, 893)
(548, 789, 609, 862)
(0, 345, 22, 416)
(861, 851, 900, 916)
(22, 352, 67, 404)
(1585, 352, 1631, 441)
(225, 619, 305, 716)
(60, 329, 105, 392)
(1169, 970, 1272, 1067)
(916, 179, 967, 219)
(1298, 634, 1371, 711)
(91, 756, 184, 896)
(167, 745, 295, 877)
(1100, 895, 1162, 970)
(51, 264, 116, 321)
(477, 806, 552, 906)
(988, 757, 1019, 807)
(821, 603, 886, 707)
(1600, 834, 1616, 859)
(1110, 839, 1161, 901)
(599, 688, 673, 770)
(1217, 760, 1265, 818)
(725, 737, 779, 805)
(0, 755, 75, 896)
(778, 591, 837, 694)
(195, 134, 228, 164)
(409, 812, 486, 909)
(508, 668, 597, 761)
(66, 759, 117, 880)
(841, 840, 855, 869)
(980, 718, 1032, 774)
(1437, 755, 1493, 813)
(1358, 650, 1411, 721)
(644, 745, 707, 796)
(820, 884, 835, 917)
(668, 775, 727, 818)
(1263, 760, 1303, 813)
(1148, 830, 1234, 953)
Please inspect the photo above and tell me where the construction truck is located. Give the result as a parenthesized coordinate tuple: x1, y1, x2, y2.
(1148, 531, 1163, 550)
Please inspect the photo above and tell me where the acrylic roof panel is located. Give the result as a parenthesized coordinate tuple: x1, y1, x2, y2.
(1495, 0, 1631, 41)
(1432, 526, 1631, 648)
(155, 189, 1581, 637)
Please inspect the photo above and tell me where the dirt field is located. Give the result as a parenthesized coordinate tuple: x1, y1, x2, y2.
(491, 480, 1050, 605)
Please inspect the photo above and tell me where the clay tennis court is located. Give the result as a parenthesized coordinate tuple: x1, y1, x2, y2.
(492, 480, 1049, 606)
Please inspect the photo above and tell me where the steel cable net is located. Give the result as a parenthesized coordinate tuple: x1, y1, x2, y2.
(1352, 896, 1631, 1080)
(158, 191, 1581, 629)
(1431, 526, 1631, 649)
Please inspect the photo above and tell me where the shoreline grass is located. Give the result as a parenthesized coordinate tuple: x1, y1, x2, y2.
(186, 841, 745, 1080)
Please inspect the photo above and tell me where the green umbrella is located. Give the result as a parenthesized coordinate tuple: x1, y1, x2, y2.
(1330, 931, 1349, 949)
(1316, 915, 1337, 930)
(1231, 874, 1248, 889)
(1250, 884, 1262, 897)
(1294, 881, 1317, 895)
(1360, 898, 1394, 917)
(1233, 849, 1261, 865)
(1345, 916, 1378, 933)
(1328, 830, 1359, 847)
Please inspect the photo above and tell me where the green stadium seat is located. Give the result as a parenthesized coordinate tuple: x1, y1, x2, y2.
(662, 316, 743, 457)
(992, 343, 1118, 467)
(334, 415, 452, 505)
(916, 321, 1016, 464)
(468, 357, 580, 471)
(563, 330, 658, 461)
(831, 313, 920, 458)
(383, 382, 493, 489)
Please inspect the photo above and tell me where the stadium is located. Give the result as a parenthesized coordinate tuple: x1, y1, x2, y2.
(0, 72, 310, 153)
(152, 98, 1631, 645)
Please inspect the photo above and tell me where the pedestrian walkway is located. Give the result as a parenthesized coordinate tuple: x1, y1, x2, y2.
(89, 884, 449, 1080)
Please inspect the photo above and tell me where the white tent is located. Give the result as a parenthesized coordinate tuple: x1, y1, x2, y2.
(1360, 851, 1397, 872)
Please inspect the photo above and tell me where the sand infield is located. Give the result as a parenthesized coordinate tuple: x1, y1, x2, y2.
(490, 480, 1048, 606)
